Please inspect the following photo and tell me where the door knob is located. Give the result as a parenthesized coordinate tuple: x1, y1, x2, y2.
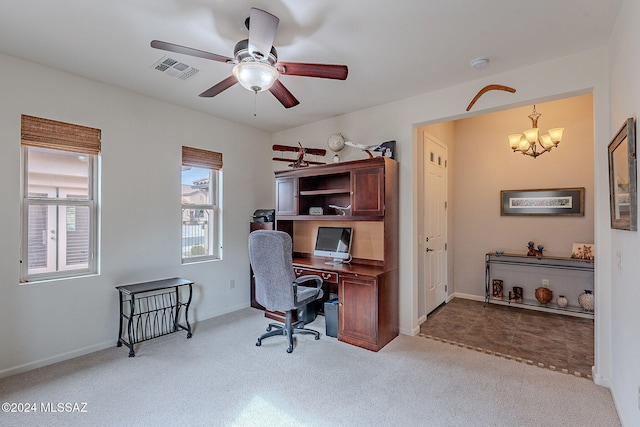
(426, 248, 434, 252)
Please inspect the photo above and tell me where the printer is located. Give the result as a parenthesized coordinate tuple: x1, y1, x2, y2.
(252, 209, 275, 223)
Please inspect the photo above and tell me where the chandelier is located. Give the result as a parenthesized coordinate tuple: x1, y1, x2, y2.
(507, 105, 564, 158)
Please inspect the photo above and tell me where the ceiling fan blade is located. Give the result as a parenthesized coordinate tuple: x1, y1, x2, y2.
(276, 62, 348, 80)
(151, 40, 233, 63)
(248, 8, 279, 59)
(199, 75, 238, 98)
(269, 80, 300, 108)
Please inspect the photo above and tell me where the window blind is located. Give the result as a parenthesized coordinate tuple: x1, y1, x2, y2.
(182, 146, 223, 170)
(21, 115, 101, 155)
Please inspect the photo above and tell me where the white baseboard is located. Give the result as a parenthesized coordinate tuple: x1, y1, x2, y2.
(0, 302, 252, 380)
(192, 302, 250, 323)
(400, 325, 421, 336)
(591, 366, 612, 388)
(452, 292, 485, 302)
(0, 340, 114, 380)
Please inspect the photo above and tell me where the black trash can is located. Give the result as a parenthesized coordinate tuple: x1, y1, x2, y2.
(324, 299, 339, 338)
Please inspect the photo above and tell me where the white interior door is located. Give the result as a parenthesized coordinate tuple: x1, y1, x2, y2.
(423, 133, 448, 315)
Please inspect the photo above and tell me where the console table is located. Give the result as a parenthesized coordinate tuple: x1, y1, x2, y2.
(116, 277, 193, 357)
(485, 253, 594, 319)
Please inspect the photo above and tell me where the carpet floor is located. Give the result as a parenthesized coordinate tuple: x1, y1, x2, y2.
(419, 298, 594, 379)
(1, 307, 617, 426)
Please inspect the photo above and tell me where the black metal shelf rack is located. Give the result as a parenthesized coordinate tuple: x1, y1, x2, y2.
(116, 277, 193, 357)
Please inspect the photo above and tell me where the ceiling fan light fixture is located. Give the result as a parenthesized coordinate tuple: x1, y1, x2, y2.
(232, 61, 279, 93)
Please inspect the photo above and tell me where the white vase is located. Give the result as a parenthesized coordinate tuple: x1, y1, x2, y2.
(578, 290, 594, 311)
(556, 295, 568, 308)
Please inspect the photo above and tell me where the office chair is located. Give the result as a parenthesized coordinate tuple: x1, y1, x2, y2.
(248, 230, 323, 353)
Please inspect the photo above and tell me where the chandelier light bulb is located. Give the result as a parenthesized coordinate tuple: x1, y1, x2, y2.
(548, 128, 565, 143)
(508, 134, 522, 149)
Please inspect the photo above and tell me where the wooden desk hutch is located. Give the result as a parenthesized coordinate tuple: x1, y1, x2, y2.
(271, 157, 399, 351)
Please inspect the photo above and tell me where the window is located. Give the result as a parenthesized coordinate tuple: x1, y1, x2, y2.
(20, 115, 100, 282)
(181, 146, 222, 262)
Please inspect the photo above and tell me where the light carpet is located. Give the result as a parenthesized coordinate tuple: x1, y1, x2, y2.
(0, 308, 620, 426)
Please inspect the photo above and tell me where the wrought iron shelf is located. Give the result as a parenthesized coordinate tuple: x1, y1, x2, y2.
(116, 277, 193, 357)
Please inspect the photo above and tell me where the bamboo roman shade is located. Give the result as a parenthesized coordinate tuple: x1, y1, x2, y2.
(182, 146, 223, 170)
(21, 115, 101, 155)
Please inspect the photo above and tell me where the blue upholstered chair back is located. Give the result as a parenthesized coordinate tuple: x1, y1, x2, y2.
(249, 230, 297, 312)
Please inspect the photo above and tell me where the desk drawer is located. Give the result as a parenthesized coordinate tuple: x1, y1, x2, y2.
(294, 267, 338, 284)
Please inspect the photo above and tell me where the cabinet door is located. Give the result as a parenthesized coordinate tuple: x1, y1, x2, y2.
(351, 167, 384, 216)
(275, 177, 297, 216)
(338, 275, 377, 344)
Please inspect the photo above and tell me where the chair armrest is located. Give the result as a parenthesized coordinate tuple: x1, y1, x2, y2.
(294, 275, 323, 289)
(292, 275, 323, 305)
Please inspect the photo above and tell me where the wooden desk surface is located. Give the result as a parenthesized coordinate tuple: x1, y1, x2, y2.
(292, 257, 385, 277)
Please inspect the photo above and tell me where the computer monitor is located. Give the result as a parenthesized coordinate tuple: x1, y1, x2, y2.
(313, 226, 353, 264)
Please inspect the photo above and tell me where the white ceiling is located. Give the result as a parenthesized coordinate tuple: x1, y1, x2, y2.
(0, 0, 621, 133)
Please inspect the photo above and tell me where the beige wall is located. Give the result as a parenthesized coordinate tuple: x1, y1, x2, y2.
(607, 0, 640, 423)
(272, 48, 609, 346)
(0, 52, 273, 377)
(451, 94, 594, 296)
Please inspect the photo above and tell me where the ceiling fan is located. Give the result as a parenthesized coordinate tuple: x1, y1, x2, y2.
(151, 7, 348, 108)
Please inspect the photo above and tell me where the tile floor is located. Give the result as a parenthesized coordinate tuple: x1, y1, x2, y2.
(419, 298, 594, 379)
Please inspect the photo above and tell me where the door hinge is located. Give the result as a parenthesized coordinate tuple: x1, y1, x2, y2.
(444, 201, 448, 209)
(445, 284, 448, 292)
(445, 243, 448, 250)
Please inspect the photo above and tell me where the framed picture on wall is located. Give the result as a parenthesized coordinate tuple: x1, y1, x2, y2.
(500, 188, 585, 216)
(607, 118, 637, 231)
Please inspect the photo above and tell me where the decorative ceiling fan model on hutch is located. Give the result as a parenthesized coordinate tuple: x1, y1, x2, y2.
(151, 7, 348, 108)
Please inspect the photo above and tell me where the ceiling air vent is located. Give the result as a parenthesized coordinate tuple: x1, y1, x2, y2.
(150, 56, 199, 80)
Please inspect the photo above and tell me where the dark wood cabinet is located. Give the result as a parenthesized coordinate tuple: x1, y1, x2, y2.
(274, 157, 393, 219)
(338, 270, 398, 351)
(338, 274, 377, 346)
(351, 166, 385, 216)
(271, 157, 399, 352)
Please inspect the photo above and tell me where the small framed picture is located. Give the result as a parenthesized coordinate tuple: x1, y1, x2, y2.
(571, 243, 595, 260)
